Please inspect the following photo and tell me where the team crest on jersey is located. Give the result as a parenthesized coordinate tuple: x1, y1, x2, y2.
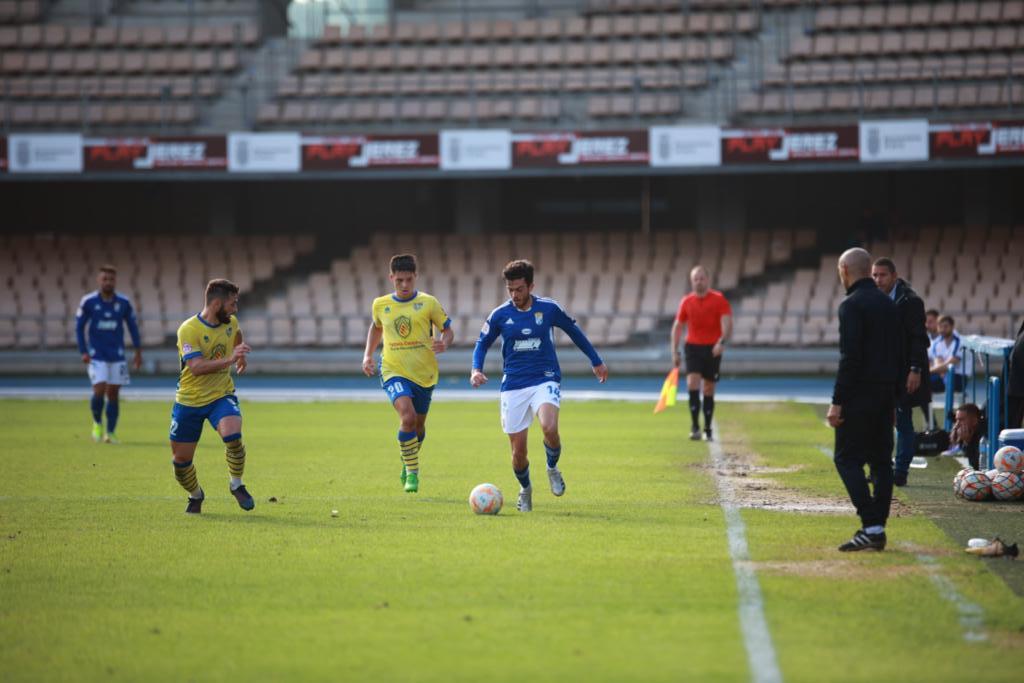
(182, 343, 193, 354)
(534, 312, 544, 325)
(384, 306, 391, 314)
(204, 336, 210, 342)
(211, 344, 226, 360)
(413, 302, 423, 311)
(394, 315, 412, 338)
(227, 327, 232, 336)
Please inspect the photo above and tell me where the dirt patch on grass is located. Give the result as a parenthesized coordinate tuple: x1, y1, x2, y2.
(709, 432, 912, 517)
(749, 559, 924, 580)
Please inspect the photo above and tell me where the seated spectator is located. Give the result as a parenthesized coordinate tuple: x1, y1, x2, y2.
(929, 315, 970, 395)
(947, 403, 984, 470)
(925, 308, 940, 343)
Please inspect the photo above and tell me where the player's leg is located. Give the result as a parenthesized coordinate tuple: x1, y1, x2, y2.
(169, 403, 205, 513)
(535, 383, 565, 496)
(701, 350, 722, 441)
(892, 402, 915, 486)
(394, 396, 420, 492)
(501, 387, 535, 511)
(88, 360, 106, 442)
(103, 384, 120, 443)
(683, 344, 702, 440)
(211, 396, 253, 511)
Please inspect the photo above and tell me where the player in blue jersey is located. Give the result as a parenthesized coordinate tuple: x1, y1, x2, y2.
(75, 265, 143, 444)
(471, 259, 608, 512)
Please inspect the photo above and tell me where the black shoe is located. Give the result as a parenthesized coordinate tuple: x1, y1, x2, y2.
(704, 430, 713, 442)
(230, 484, 255, 511)
(689, 429, 702, 441)
(185, 492, 204, 514)
(894, 472, 908, 487)
(838, 529, 886, 552)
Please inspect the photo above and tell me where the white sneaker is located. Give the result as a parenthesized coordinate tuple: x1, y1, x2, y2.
(517, 485, 533, 512)
(547, 467, 565, 496)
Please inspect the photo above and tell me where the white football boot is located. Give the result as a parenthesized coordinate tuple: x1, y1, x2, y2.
(517, 485, 533, 512)
(547, 468, 565, 497)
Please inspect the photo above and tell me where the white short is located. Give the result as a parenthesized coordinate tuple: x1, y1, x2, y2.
(500, 381, 560, 434)
(88, 360, 130, 386)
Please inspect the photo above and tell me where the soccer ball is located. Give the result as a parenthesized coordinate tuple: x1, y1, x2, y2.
(957, 471, 992, 501)
(952, 468, 972, 493)
(469, 483, 503, 515)
(985, 469, 1000, 481)
(990, 471, 1024, 501)
(993, 446, 1024, 473)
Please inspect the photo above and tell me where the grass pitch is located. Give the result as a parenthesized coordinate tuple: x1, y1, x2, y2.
(0, 397, 1022, 682)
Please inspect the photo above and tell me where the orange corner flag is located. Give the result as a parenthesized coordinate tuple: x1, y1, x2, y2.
(653, 367, 679, 414)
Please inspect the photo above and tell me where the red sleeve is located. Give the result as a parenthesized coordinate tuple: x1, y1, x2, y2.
(675, 296, 688, 324)
(719, 293, 732, 316)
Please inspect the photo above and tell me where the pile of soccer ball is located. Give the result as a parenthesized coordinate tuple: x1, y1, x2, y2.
(953, 445, 1024, 502)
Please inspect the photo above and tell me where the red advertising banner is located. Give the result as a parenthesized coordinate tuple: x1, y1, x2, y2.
(301, 134, 439, 170)
(512, 130, 649, 167)
(0, 136, 6, 172)
(83, 136, 227, 171)
(721, 126, 859, 163)
(930, 120, 1024, 158)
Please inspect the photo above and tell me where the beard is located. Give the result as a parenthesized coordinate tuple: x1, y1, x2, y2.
(216, 309, 232, 324)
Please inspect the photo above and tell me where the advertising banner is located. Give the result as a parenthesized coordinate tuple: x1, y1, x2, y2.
(721, 126, 858, 163)
(858, 119, 929, 163)
(8, 134, 83, 173)
(649, 126, 721, 167)
(301, 134, 439, 170)
(930, 120, 1024, 158)
(228, 132, 301, 172)
(512, 130, 648, 167)
(83, 136, 228, 171)
(440, 129, 511, 171)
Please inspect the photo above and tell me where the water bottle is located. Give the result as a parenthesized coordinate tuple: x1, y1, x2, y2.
(979, 436, 988, 469)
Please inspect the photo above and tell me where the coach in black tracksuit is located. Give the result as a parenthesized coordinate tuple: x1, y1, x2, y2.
(827, 248, 903, 552)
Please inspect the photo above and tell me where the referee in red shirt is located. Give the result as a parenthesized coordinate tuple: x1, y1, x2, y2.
(670, 265, 733, 441)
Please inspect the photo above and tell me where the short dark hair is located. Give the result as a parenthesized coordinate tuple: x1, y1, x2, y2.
(925, 308, 940, 318)
(872, 257, 896, 274)
(956, 403, 981, 420)
(98, 265, 117, 275)
(205, 278, 239, 304)
(390, 254, 417, 274)
(939, 314, 955, 327)
(503, 259, 534, 285)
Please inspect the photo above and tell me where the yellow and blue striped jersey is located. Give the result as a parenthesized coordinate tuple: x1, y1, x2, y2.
(372, 291, 450, 388)
(175, 313, 240, 407)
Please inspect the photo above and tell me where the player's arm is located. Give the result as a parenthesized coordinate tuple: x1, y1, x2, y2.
(75, 300, 90, 363)
(126, 299, 143, 369)
(713, 314, 732, 358)
(234, 329, 247, 375)
(431, 301, 454, 354)
(670, 319, 685, 368)
(470, 316, 500, 387)
(554, 307, 608, 383)
(829, 300, 864, 427)
(362, 323, 383, 377)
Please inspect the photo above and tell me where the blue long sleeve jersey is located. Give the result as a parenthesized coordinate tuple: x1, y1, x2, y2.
(75, 291, 141, 362)
(472, 296, 603, 392)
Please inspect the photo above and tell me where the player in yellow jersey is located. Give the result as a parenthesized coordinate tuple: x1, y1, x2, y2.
(362, 254, 454, 493)
(169, 279, 253, 514)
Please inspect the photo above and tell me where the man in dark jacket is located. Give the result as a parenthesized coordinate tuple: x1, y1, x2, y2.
(1009, 319, 1024, 429)
(827, 248, 903, 552)
(871, 258, 931, 486)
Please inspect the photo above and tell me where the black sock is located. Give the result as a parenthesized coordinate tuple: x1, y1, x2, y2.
(703, 396, 715, 432)
(688, 390, 701, 431)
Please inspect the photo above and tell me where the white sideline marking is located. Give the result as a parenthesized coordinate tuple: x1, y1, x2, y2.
(709, 437, 784, 683)
(915, 554, 987, 642)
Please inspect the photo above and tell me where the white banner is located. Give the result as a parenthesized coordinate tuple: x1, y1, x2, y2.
(648, 126, 721, 167)
(8, 134, 83, 173)
(440, 130, 511, 171)
(227, 132, 301, 172)
(859, 120, 929, 163)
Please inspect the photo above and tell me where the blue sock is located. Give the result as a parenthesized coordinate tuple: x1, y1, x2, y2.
(544, 442, 561, 469)
(90, 394, 104, 424)
(398, 429, 417, 443)
(514, 465, 531, 490)
(105, 400, 119, 433)
(418, 430, 426, 444)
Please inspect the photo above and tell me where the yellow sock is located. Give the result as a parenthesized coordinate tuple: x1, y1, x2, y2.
(173, 460, 201, 496)
(225, 439, 246, 481)
(400, 436, 420, 474)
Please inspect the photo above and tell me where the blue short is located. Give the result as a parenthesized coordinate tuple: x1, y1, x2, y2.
(169, 395, 242, 443)
(382, 376, 434, 415)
